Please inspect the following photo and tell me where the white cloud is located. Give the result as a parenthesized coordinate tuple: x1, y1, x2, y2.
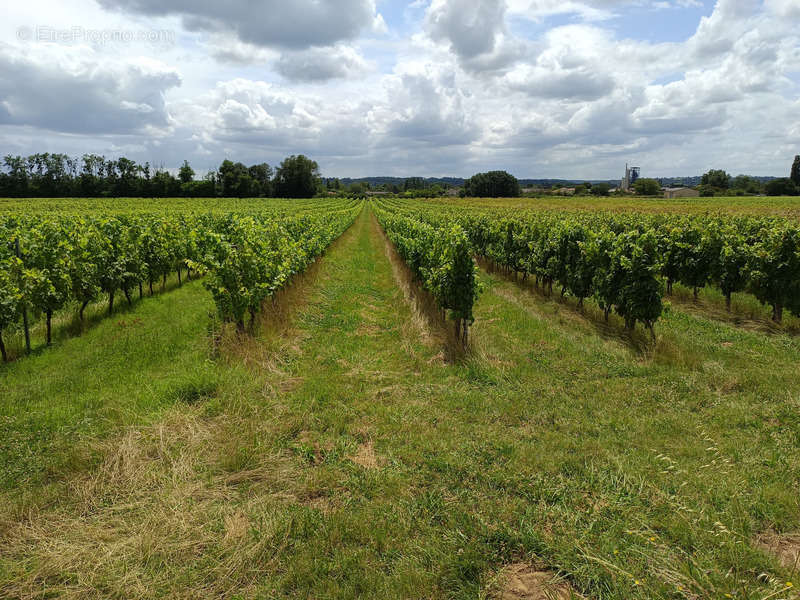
(506, 0, 622, 22)
(0, 42, 180, 134)
(765, 0, 800, 18)
(0, 0, 799, 178)
(276, 46, 370, 82)
(425, 0, 524, 72)
(97, 0, 383, 50)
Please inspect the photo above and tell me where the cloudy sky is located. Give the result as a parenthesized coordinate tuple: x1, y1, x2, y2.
(1, 0, 798, 179)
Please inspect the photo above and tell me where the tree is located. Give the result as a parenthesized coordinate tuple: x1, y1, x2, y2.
(697, 184, 716, 197)
(731, 175, 762, 194)
(701, 169, 730, 190)
(116, 157, 138, 196)
(463, 171, 520, 198)
(791, 155, 800, 187)
(3, 155, 30, 197)
(179, 160, 195, 184)
(80, 154, 105, 196)
(248, 163, 273, 196)
(633, 178, 661, 196)
(573, 184, 589, 196)
(404, 177, 426, 192)
(765, 178, 798, 196)
(218, 160, 258, 198)
(273, 155, 320, 198)
(591, 183, 611, 196)
(347, 182, 367, 197)
(150, 169, 181, 197)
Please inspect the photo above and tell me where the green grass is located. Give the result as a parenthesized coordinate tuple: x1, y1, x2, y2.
(1, 207, 798, 599)
(0, 271, 192, 362)
(0, 279, 226, 490)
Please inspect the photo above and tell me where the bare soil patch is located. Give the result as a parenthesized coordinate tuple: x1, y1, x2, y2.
(756, 533, 800, 571)
(493, 563, 582, 600)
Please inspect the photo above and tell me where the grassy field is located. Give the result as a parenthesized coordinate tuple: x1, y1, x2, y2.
(1, 204, 799, 599)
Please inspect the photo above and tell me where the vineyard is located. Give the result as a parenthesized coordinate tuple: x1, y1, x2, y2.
(0, 199, 360, 360)
(1, 197, 799, 600)
(376, 197, 800, 337)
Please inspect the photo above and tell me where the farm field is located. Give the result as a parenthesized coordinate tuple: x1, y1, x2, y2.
(431, 195, 800, 218)
(3, 195, 800, 217)
(1, 197, 799, 599)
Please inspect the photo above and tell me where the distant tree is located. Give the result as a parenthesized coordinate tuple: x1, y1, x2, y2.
(731, 175, 762, 194)
(218, 160, 237, 197)
(404, 177, 426, 191)
(701, 169, 730, 190)
(79, 154, 105, 196)
(697, 184, 716, 197)
(218, 160, 260, 197)
(150, 169, 181, 197)
(273, 155, 320, 198)
(178, 160, 195, 184)
(791, 155, 800, 187)
(633, 178, 661, 196)
(765, 178, 798, 196)
(116, 157, 138, 196)
(248, 163, 273, 196)
(463, 171, 520, 197)
(3, 155, 30, 197)
(591, 183, 611, 196)
(348, 182, 366, 195)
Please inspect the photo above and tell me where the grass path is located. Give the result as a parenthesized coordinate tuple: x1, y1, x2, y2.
(0, 278, 223, 491)
(1, 207, 798, 599)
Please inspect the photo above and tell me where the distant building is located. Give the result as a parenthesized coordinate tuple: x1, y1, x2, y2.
(663, 187, 699, 199)
(554, 187, 576, 196)
(621, 163, 641, 191)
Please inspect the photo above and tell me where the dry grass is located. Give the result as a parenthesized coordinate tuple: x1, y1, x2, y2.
(350, 440, 381, 470)
(0, 405, 310, 599)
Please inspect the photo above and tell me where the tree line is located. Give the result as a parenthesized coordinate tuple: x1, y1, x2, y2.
(3, 153, 799, 200)
(696, 161, 800, 196)
(0, 153, 321, 198)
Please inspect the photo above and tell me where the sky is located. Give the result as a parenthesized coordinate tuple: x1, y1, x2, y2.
(0, 0, 798, 179)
